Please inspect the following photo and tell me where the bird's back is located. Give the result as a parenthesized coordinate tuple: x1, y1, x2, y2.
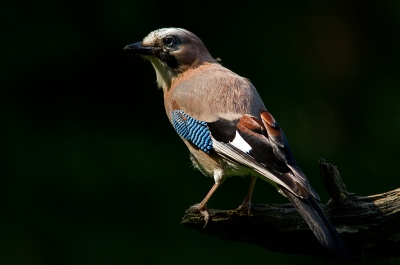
(165, 62, 266, 123)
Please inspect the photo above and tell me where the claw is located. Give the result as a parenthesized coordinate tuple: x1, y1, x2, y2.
(237, 201, 252, 216)
(193, 183, 221, 228)
(195, 203, 211, 228)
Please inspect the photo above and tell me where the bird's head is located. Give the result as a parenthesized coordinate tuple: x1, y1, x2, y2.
(124, 28, 216, 91)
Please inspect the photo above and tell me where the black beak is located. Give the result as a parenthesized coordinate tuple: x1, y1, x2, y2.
(123, 41, 153, 55)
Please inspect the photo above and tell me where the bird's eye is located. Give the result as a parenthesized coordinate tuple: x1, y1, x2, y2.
(163, 37, 179, 47)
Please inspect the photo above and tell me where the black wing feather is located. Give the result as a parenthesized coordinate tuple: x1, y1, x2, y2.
(207, 118, 238, 142)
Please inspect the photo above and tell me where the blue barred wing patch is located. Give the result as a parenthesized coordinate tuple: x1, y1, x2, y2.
(171, 110, 213, 153)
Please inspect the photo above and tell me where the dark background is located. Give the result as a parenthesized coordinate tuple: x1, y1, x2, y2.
(2, 1, 400, 264)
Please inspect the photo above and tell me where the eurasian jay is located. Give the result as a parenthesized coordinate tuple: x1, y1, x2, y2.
(124, 28, 351, 262)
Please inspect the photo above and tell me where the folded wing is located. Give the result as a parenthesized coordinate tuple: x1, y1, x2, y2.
(208, 109, 320, 200)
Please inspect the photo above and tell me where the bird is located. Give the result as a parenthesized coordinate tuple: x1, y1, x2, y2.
(123, 27, 351, 262)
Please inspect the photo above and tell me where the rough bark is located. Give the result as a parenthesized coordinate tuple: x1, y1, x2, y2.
(181, 159, 400, 262)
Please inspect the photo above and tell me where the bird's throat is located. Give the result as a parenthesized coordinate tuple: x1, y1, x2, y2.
(148, 57, 176, 93)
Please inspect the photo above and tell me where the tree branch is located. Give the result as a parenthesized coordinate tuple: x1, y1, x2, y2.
(181, 159, 400, 261)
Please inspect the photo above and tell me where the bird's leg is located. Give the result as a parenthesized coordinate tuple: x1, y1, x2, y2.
(196, 182, 221, 228)
(237, 176, 257, 216)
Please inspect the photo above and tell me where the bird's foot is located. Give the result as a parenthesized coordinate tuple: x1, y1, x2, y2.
(236, 200, 252, 216)
(194, 203, 211, 228)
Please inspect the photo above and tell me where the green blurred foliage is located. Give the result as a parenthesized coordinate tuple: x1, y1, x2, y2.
(1, 1, 400, 264)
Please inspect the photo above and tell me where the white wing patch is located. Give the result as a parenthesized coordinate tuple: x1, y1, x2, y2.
(229, 131, 252, 153)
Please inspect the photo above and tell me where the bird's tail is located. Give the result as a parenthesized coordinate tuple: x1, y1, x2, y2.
(281, 188, 351, 262)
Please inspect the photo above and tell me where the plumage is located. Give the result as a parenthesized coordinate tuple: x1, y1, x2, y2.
(124, 27, 351, 262)
(171, 110, 213, 153)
